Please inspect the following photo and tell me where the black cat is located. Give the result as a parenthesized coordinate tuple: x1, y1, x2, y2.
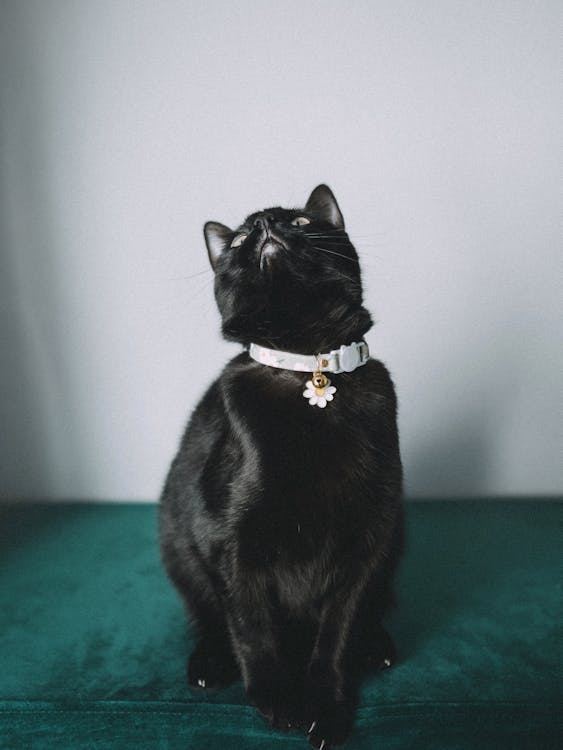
(159, 185, 403, 748)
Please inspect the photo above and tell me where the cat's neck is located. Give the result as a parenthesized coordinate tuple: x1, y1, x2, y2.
(249, 305, 373, 355)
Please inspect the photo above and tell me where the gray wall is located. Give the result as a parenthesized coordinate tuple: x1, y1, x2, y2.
(1, 0, 561, 501)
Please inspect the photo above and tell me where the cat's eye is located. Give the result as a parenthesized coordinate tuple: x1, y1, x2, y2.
(230, 233, 247, 248)
(291, 217, 310, 227)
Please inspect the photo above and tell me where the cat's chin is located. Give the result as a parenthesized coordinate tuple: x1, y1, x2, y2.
(222, 305, 373, 354)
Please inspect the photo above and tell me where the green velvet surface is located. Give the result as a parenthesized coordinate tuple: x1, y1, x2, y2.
(1, 501, 561, 749)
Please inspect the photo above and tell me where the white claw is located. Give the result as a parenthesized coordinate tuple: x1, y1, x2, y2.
(197, 678, 206, 688)
(308, 721, 317, 734)
(383, 658, 391, 667)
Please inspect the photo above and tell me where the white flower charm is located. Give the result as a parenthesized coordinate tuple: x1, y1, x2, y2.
(303, 378, 337, 409)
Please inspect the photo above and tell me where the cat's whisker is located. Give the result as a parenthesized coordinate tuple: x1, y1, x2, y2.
(309, 239, 377, 266)
(306, 237, 358, 247)
(168, 268, 212, 282)
(305, 228, 344, 234)
(307, 249, 360, 284)
(305, 234, 347, 239)
(310, 245, 360, 265)
(305, 237, 351, 244)
(187, 276, 215, 306)
(336, 270, 361, 284)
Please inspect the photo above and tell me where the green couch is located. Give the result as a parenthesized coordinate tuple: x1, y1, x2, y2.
(1, 501, 561, 749)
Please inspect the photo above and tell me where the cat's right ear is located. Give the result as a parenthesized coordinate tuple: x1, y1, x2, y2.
(305, 184, 345, 229)
(204, 221, 233, 269)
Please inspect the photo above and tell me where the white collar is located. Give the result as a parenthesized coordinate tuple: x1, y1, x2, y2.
(248, 340, 370, 374)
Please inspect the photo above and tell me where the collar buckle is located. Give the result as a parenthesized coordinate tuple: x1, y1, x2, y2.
(330, 341, 369, 373)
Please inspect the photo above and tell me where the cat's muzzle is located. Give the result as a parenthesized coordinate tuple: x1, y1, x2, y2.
(258, 238, 285, 272)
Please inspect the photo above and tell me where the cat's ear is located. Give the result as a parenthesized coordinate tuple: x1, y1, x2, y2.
(305, 184, 345, 229)
(204, 221, 233, 269)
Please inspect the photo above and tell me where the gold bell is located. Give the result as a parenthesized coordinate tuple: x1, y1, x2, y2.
(312, 370, 329, 395)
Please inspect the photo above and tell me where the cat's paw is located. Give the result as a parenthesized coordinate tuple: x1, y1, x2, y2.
(187, 637, 239, 690)
(247, 675, 302, 733)
(303, 677, 354, 748)
(305, 700, 354, 748)
(367, 626, 397, 672)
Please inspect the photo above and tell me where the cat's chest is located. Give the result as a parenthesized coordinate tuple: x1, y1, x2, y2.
(224, 366, 380, 594)
(225, 365, 373, 482)
(227, 364, 361, 434)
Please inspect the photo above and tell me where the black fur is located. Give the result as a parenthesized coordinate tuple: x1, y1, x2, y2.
(159, 185, 403, 748)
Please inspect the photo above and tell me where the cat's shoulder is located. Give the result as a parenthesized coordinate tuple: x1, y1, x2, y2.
(363, 356, 396, 383)
(351, 357, 397, 396)
(215, 351, 263, 403)
(339, 357, 399, 422)
(218, 351, 255, 385)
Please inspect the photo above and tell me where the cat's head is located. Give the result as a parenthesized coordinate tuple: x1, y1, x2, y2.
(203, 184, 372, 352)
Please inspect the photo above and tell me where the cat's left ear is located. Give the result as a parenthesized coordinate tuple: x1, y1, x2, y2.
(305, 184, 345, 229)
(204, 221, 233, 269)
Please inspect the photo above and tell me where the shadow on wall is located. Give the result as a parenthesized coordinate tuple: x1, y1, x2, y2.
(1, 19, 84, 500)
(0, 159, 57, 499)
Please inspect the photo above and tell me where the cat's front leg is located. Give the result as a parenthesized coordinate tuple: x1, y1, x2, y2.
(304, 578, 369, 748)
(244, 655, 300, 733)
(227, 573, 301, 733)
(304, 649, 356, 747)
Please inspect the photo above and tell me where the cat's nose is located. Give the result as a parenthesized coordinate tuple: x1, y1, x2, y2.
(254, 214, 274, 231)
